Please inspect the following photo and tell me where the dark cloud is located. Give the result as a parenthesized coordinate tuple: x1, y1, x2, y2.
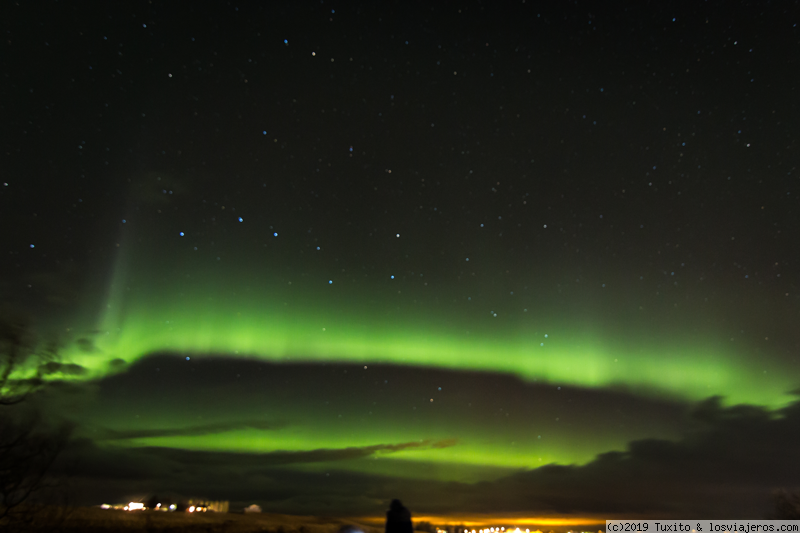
(55, 437, 459, 511)
(108, 358, 127, 369)
(444, 395, 800, 518)
(38, 361, 87, 376)
(94, 419, 289, 441)
(60, 439, 167, 482)
(75, 337, 98, 354)
(93, 353, 691, 440)
(56, 397, 800, 517)
(33, 356, 800, 517)
(144, 438, 458, 466)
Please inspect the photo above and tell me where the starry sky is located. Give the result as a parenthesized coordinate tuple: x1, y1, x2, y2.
(2, 0, 799, 520)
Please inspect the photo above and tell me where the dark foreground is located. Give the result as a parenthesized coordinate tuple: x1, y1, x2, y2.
(4, 506, 384, 533)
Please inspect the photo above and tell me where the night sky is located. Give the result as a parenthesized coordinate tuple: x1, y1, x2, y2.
(2, 0, 799, 520)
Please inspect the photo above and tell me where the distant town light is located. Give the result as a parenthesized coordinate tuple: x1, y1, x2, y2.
(188, 506, 195, 513)
(127, 502, 144, 511)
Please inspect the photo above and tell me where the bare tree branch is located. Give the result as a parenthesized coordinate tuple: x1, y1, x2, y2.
(0, 317, 73, 530)
(0, 317, 40, 406)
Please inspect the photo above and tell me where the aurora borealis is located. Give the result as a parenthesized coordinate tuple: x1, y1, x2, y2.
(2, 0, 800, 520)
(64, 262, 799, 408)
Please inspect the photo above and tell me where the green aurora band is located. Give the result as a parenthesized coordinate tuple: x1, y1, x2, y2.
(47, 251, 795, 411)
(13, 221, 797, 477)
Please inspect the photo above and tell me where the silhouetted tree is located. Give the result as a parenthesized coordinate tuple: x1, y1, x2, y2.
(1, 318, 40, 405)
(0, 316, 72, 530)
(0, 415, 71, 528)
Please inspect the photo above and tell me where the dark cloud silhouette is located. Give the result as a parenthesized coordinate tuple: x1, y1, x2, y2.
(75, 337, 98, 354)
(445, 395, 800, 517)
(94, 419, 289, 441)
(38, 361, 87, 376)
(54, 437, 461, 511)
(55, 396, 800, 517)
(107, 358, 127, 369)
(140, 438, 458, 466)
(35, 356, 800, 517)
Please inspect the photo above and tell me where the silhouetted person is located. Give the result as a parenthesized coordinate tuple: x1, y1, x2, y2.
(386, 499, 413, 533)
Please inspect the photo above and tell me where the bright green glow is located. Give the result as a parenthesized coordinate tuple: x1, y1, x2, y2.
(120, 431, 562, 469)
(119, 424, 585, 466)
(33, 242, 796, 482)
(56, 288, 796, 408)
(98, 417, 615, 474)
(35, 229, 796, 424)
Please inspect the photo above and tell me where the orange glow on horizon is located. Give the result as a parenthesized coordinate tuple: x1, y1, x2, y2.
(355, 515, 607, 528)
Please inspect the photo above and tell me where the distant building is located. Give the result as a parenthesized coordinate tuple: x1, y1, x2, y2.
(244, 504, 262, 513)
(206, 500, 229, 513)
(187, 499, 229, 513)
